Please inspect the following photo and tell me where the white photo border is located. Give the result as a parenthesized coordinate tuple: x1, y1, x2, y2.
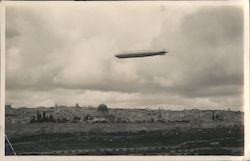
(0, 1, 249, 161)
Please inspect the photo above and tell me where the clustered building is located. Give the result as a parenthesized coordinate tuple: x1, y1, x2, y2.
(5, 104, 243, 125)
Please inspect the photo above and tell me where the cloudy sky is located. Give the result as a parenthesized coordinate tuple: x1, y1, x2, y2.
(5, 2, 244, 110)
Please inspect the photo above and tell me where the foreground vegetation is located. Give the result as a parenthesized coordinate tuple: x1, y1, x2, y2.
(5, 124, 243, 155)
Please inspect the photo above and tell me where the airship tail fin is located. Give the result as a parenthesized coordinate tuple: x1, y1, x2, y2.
(159, 49, 167, 55)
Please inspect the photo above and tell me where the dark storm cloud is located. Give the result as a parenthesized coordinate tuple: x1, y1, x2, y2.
(150, 5, 243, 99)
(181, 6, 243, 45)
(6, 28, 19, 40)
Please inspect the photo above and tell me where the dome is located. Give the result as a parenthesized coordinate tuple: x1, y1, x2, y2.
(97, 104, 108, 112)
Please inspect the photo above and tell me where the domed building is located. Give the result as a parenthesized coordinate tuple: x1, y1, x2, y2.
(97, 104, 109, 113)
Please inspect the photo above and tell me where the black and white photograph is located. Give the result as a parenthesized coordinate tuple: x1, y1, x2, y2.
(3, 1, 247, 157)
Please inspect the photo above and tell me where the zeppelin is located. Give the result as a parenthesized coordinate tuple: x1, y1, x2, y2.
(115, 49, 167, 59)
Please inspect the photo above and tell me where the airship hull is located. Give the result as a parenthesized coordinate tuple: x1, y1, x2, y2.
(115, 50, 167, 59)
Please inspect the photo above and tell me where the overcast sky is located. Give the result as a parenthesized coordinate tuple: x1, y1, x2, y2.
(5, 2, 244, 110)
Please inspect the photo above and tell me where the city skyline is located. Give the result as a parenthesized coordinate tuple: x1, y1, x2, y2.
(5, 3, 244, 110)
